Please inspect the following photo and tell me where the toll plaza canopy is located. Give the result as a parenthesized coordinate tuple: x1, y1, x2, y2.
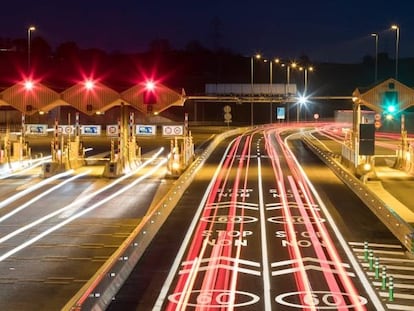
(0, 80, 185, 116)
(352, 78, 414, 113)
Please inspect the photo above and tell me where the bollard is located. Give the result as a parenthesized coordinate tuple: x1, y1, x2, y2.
(369, 250, 374, 270)
(381, 266, 387, 290)
(375, 257, 380, 279)
(388, 276, 394, 302)
(364, 241, 369, 261)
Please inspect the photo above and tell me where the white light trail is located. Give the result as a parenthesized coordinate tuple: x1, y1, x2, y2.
(0, 148, 164, 245)
(0, 169, 74, 210)
(0, 152, 166, 262)
(0, 170, 91, 224)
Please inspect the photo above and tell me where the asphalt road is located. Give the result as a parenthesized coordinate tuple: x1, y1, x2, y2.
(108, 126, 404, 311)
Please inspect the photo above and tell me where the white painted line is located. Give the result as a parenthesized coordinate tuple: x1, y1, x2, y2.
(352, 248, 405, 256)
(348, 241, 403, 249)
(182, 256, 260, 267)
(379, 292, 414, 300)
(271, 257, 350, 268)
(179, 264, 261, 276)
(386, 304, 414, 310)
(366, 271, 414, 280)
(361, 263, 414, 272)
(271, 264, 355, 277)
(357, 255, 414, 264)
(373, 281, 414, 289)
(258, 157, 272, 311)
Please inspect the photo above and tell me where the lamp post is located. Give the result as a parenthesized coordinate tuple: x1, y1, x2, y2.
(27, 26, 36, 72)
(264, 58, 280, 123)
(250, 53, 261, 126)
(391, 24, 400, 80)
(297, 66, 313, 122)
(371, 33, 378, 82)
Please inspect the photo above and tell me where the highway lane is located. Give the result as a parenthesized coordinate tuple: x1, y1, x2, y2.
(0, 151, 167, 310)
(109, 124, 406, 310)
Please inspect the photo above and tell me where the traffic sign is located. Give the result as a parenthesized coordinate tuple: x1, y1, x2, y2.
(162, 125, 183, 136)
(106, 125, 119, 136)
(81, 125, 101, 136)
(136, 125, 156, 135)
(26, 124, 47, 136)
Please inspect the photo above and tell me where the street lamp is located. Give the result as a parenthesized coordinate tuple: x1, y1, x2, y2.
(27, 26, 36, 72)
(371, 33, 378, 82)
(264, 57, 280, 123)
(250, 53, 261, 126)
(391, 24, 400, 80)
(298, 66, 313, 122)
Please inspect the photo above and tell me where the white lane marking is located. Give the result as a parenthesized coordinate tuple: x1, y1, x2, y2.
(179, 264, 261, 276)
(379, 292, 414, 299)
(348, 241, 403, 249)
(182, 256, 260, 267)
(386, 304, 414, 310)
(257, 156, 272, 311)
(373, 281, 414, 289)
(206, 201, 259, 210)
(366, 271, 414, 280)
(271, 264, 355, 277)
(356, 255, 414, 264)
(352, 248, 405, 256)
(360, 263, 414, 272)
(271, 257, 350, 268)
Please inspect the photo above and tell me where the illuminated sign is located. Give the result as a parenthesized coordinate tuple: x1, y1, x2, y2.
(136, 125, 156, 136)
(106, 125, 119, 136)
(58, 125, 75, 135)
(26, 124, 47, 135)
(80, 125, 101, 136)
(162, 125, 184, 136)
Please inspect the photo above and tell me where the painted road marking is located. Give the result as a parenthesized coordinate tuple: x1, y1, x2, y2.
(271, 264, 355, 277)
(271, 257, 351, 269)
(206, 201, 259, 211)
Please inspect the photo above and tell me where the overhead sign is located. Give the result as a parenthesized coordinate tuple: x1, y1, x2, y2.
(162, 125, 184, 136)
(136, 125, 156, 136)
(26, 124, 47, 136)
(106, 125, 119, 136)
(80, 125, 101, 136)
(277, 107, 285, 120)
(58, 125, 75, 135)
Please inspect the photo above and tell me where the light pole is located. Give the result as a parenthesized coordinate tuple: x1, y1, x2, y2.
(264, 58, 280, 123)
(298, 66, 313, 122)
(250, 53, 261, 126)
(27, 26, 36, 72)
(371, 33, 378, 82)
(391, 24, 400, 80)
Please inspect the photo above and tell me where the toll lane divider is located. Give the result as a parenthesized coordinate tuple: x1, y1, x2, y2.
(63, 127, 247, 311)
(301, 134, 414, 255)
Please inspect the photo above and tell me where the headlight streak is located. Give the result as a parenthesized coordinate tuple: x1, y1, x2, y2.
(0, 155, 52, 180)
(283, 131, 384, 310)
(264, 129, 315, 309)
(0, 148, 165, 261)
(281, 131, 365, 310)
(0, 169, 75, 210)
(0, 170, 91, 225)
(164, 137, 244, 311)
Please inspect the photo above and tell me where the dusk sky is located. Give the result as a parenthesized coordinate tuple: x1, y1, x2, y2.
(2, 0, 414, 63)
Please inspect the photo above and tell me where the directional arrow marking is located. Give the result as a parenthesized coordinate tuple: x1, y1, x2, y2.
(206, 202, 259, 210)
(271, 264, 355, 277)
(271, 257, 350, 268)
(180, 257, 261, 276)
